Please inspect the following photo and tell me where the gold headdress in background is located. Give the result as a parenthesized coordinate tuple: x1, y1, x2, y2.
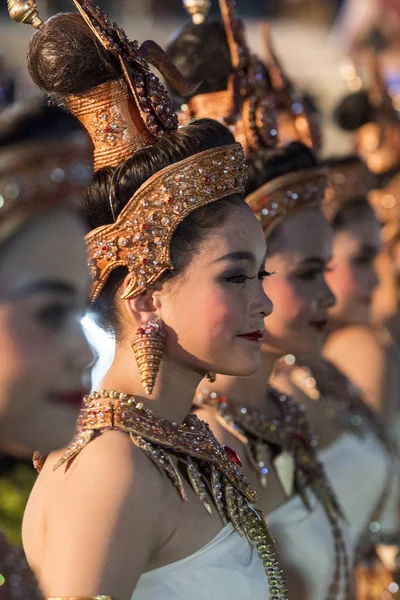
(322, 158, 376, 222)
(180, 0, 278, 158)
(247, 167, 328, 236)
(9, 0, 247, 301)
(0, 132, 92, 244)
(356, 51, 400, 175)
(261, 23, 320, 152)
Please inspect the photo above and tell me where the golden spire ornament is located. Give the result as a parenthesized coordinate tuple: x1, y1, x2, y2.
(7, 0, 43, 28)
(183, 0, 211, 24)
(132, 319, 167, 395)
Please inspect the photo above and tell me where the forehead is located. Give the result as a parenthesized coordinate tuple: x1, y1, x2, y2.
(334, 209, 382, 249)
(196, 202, 267, 263)
(0, 208, 89, 296)
(270, 207, 333, 259)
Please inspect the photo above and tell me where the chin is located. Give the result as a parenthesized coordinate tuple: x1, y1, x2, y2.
(219, 355, 262, 378)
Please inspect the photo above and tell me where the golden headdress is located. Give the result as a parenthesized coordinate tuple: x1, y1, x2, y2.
(179, 0, 278, 158)
(9, 0, 247, 302)
(322, 157, 377, 222)
(247, 167, 328, 237)
(0, 129, 92, 245)
(369, 173, 400, 248)
(261, 24, 321, 153)
(356, 52, 400, 175)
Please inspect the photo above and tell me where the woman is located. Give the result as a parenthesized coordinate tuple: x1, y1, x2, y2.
(0, 100, 93, 598)
(17, 2, 286, 599)
(167, 3, 399, 598)
(276, 155, 400, 598)
(167, 4, 354, 600)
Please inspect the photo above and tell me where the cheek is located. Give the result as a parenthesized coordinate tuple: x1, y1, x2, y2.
(326, 262, 358, 305)
(0, 308, 58, 386)
(164, 283, 244, 342)
(264, 276, 310, 329)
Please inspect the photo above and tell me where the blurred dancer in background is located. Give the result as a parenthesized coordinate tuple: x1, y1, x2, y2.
(0, 99, 93, 598)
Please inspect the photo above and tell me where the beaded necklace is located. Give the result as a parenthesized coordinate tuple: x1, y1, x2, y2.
(279, 356, 399, 560)
(194, 386, 353, 600)
(52, 389, 288, 600)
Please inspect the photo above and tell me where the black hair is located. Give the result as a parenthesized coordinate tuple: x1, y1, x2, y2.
(166, 19, 271, 103)
(333, 91, 375, 132)
(322, 155, 376, 230)
(246, 141, 318, 196)
(27, 13, 247, 336)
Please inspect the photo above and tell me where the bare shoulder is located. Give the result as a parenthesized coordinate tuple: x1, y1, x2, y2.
(43, 429, 166, 518)
(24, 430, 171, 598)
(324, 325, 386, 367)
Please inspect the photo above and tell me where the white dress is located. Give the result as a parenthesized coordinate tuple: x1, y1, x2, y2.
(132, 523, 270, 600)
(267, 488, 353, 600)
(319, 432, 400, 547)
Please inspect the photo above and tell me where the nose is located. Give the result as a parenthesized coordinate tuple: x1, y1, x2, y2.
(69, 320, 94, 378)
(371, 267, 380, 291)
(320, 279, 336, 310)
(259, 288, 274, 319)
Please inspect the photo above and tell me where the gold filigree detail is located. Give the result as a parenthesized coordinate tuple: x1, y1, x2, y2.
(195, 388, 353, 600)
(322, 159, 377, 221)
(53, 389, 288, 598)
(86, 143, 247, 302)
(246, 166, 328, 235)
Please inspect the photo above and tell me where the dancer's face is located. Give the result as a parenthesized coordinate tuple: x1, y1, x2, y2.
(153, 200, 273, 377)
(262, 206, 335, 359)
(0, 209, 92, 457)
(326, 207, 381, 327)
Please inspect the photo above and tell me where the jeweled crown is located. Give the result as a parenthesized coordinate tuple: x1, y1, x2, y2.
(322, 158, 376, 221)
(261, 23, 320, 152)
(179, 0, 278, 158)
(87, 143, 247, 301)
(247, 167, 328, 235)
(8, 0, 199, 172)
(0, 133, 92, 242)
(356, 52, 400, 175)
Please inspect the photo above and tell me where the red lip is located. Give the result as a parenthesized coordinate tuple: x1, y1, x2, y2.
(238, 330, 264, 342)
(52, 389, 85, 408)
(360, 297, 372, 306)
(309, 320, 328, 332)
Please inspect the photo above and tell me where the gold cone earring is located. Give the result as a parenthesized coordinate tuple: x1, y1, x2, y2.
(206, 372, 216, 383)
(132, 319, 166, 395)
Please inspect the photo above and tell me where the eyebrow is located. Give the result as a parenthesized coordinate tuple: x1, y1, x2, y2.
(215, 250, 268, 264)
(300, 257, 332, 267)
(7, 280, 76, 300)
(360, 243, 380, 255)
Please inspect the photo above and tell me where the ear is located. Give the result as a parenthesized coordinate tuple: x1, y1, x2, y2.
(120, 273, 162, 326)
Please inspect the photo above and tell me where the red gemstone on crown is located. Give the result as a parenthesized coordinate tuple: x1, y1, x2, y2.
(223, 445, 242, 467)
(142, 224, 148, 230)
(102, 246, 108, 251)
(143, 258, 149, 264)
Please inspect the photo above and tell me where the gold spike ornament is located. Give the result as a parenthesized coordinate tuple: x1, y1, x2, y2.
(7, 0, 43, 28)
(131, 319, 166, 395)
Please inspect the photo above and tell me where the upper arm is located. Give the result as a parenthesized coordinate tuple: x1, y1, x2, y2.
(323, 327, 387, 415)
(40, 430, 164, 600)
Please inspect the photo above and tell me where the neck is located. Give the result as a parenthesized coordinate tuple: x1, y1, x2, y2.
(201, 348, 278, 412)
(99, 343, 203, 423)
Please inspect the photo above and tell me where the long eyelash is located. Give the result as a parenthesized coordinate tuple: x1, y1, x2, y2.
(259, 270, 276, 279)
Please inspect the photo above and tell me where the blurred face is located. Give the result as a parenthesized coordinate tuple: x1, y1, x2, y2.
(157, 201, 272, 377)
(0, 209, 92, 457)
(326, 208, 382, 327)
(262, 207, 335, 359)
